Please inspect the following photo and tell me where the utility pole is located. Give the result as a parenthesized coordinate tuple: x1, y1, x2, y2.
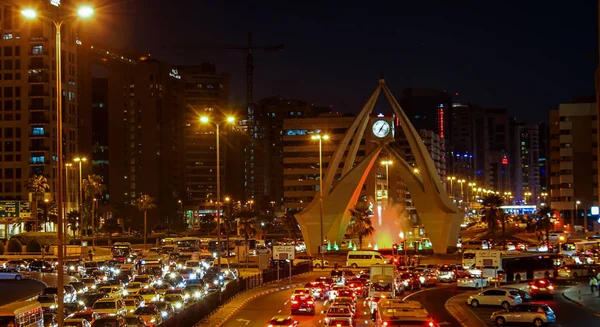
(596, 0, 600, 232)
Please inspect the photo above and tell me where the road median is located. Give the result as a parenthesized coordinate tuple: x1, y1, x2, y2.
(444, 290, 488, 327)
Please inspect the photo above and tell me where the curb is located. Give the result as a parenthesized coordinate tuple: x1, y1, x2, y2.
(562, 291, 600, 316)
(444, 292, 488, 327)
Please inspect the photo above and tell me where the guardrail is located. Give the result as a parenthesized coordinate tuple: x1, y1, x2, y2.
(158, 262, 310, 327)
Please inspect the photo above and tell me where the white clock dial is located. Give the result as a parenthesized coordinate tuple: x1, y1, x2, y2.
(372, 120, 390, 138)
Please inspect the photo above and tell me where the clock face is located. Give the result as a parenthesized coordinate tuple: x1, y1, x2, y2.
(372, 120, 391, 138)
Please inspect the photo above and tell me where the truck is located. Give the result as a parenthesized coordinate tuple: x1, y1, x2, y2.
(368, 264, 401, 314)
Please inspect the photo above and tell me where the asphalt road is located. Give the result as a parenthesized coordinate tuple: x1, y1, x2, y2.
(0, 272, 78, 307)
(404, 284, 463, 327)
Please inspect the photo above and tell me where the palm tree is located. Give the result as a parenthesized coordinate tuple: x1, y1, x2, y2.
(82, 175, 106, 242)
(135, 194, 156, 250)
(66, 211, 80, 237)
(348, 205, 375, 250)
(537, 206, 554, 243)
(24, 175, 50, 232)
(281, 210, 300, 240)
(482, 194, 505, 237)
(238, 210, 257, 265)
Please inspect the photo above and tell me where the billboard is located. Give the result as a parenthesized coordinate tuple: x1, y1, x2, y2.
(0, 201, 32, 218)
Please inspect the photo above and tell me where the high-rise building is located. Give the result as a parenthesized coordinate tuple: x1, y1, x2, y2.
(90, 78, 108, 198)
(251, 96, 329, 208)
(484, 108, 512, 193)
(449, 103, 487, 182)
(513, 122, 544, 203)
(549, 99, 598, 229)
(0, 0, 80, 205)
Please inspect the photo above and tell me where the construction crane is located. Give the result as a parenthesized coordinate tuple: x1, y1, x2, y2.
(162, 31, 284, 123)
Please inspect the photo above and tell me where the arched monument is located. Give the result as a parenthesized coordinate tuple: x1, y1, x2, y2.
(295, 79, 462, 254)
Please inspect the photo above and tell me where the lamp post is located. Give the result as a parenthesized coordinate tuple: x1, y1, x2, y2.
(43, 199, 49, 232)
(177, 199, 183, 229)
(21, 5, 94, 327)
(200, 115, 235, 302)
(467, 183, 475, 203)
(446, 176, 456, 198)
(575, 200, 581, 230)
(74, 157, 87, 238)
(381, 160, 393, 203)
(458, 179, 465, 198)
(311, 134, 329, 269)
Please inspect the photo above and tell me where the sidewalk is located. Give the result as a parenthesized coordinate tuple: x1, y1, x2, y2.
(563, 284, 600, 314)
(445, 290, 488, 327)
(195, 270, 328, 327)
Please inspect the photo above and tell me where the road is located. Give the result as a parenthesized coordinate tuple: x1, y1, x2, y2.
(405, 285, 463, 326)
(0, 272, 78, 307)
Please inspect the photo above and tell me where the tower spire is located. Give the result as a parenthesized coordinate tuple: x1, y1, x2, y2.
(379, 69, 385, 83)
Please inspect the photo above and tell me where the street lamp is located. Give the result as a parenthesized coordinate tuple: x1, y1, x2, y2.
(446, 176, 456, 198)
(381, 160, 393, 203)
(43, 199, 50, 232)
(74, 157, 87, 238)
(311, 133, 329, 269)
(574, 200, 581, 229)
(200, 114, 235, 302)
(21, 5, 94, 326)
(177, 200, 183, 229)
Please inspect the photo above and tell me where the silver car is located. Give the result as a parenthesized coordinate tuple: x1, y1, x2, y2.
(490, 303, 556, 326)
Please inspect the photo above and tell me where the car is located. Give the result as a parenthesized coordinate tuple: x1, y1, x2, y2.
(139, 287, 161, 303)
(178, 267, 198, 281)
(70, 281, 88, 294)
(122, 315, 146, 327)
(81, 277, 98, 290)
(490, 303, 556, 326)
(38, 294, 59, 311)
(134, 305, 163, 327)
(29, 260, 54, 273)
(91, 316, 127, 327)
(468, 289, 523, 309)
(66, 261, 85, 276)
(96, 286, 122, 298)
(345, 279, 367, 297)
(83, 261, 99, 276)
(438, 264, 457, 282)
(64, 318, 92, 327)
(163, 294, 185, 311)
(154, 282, 171, 296)
(323, 316, 353, 326)
(123, 282, 143, 295)
(92, 298, 126, 316)
(153, 301, 175, 319)
(0, 267, 27, 280)
(78, 291, 108, 309)
(5, 259, 28, 270)
(419, 273, 437, 287)
(529, 279, 554, 299)
(399, 272, 421, 290)
(266, 315, 299, 327)
(123, 296, 143, 313)
(324, 306, 354, 325)
(132, 274, 154, 288)
(457, 274, 488, 289)
(68, 310, 102, 324)
(290, 292, 315, 315)
(64, 302, 87, 316)
(331, 297, 356, 316)
(43, 313, 58, 327)
(503, 287, 532, 302)
(183, 284, 205, 301)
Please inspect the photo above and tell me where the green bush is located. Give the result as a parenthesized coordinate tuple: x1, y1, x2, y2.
(6, 238, 23, 253)
(26, 239, 43, 253)
(0, 240, 4, 255)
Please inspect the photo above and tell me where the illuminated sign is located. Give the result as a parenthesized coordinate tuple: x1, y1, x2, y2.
(502, 157, 508, 165)
(50, 0, 61, 7)
(169, 69, 181, 79)
(592, 206, 599, 215)
(437, 104, 444, 138)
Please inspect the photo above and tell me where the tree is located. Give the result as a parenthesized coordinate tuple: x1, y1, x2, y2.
(482, 194, 505, 237)
(237, 210, 257, 265)
(537, 206, 554, 243)
(135, 194, 156, 250)
(24, 175, 50, 232)
(82, 174, 106, 242)
(66, 211, 80, 237)
(348, 205, 375, 250)
(0, 240, 5, 255)
(26, 239, 42, 253)
(102, 217, 122, 246)
(281, 210, 300, 239)
(6, 239, 23, 253)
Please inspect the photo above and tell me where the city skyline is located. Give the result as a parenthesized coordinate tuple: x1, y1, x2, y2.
(87, 0, 598, 122)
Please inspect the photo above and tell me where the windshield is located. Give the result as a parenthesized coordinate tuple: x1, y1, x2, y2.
(127, 283, 141, 289)
(38, 295, 54, 303)
(135, 277, 149, 283)
(97, 288, 114, 294)
(371, 283, 392, 291)
(139, 289, 156, 295)
(164, 295, 181, 301)
(124, 299, 136, 306)
(93, 301, 116, 309)
(135, 306, 158, 315)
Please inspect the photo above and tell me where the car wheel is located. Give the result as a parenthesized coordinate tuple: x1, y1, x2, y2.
(470, 299, 479, 308)
(351, 263, 358, 268)
(15, 275, 21, 281)
(314, 263, 321, 268)
(495, 316, 506, 325)
(533, 318, 543, 327)
(501, 301, 510, 309)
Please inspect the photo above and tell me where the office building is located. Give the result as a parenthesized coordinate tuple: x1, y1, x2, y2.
(483, 108, 512, 193)
(549, 99, 598, 228)
(513, 122, 544, 203)
(0, 1, 80, 203)
(449, 103, 487, 183)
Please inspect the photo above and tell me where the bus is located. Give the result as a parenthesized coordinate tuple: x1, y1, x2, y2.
(112, 242, 132, 263)
(494, 253, 559, 283)
(462, 250, 476, 268)
(175, 237, 203, 250)
(0, 301, 43, 327)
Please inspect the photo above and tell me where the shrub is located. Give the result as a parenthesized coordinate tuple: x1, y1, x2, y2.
(6, 238, 23, 253)
(26, 239, 43, 253)
(0, 240, 4, 255)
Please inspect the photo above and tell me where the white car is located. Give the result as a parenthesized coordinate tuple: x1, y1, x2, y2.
(92, 298, 127, 316)
(457, 274, 488, 289)
(0, 268, 27, 280)
(468, 289, 522, 309)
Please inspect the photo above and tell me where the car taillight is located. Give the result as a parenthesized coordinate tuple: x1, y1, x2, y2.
(548, 285, 554, 290)
(307, 301, 314, 304)
(508, 295, 515, 299)
(291, 300, 298, 304)
(268, 325, 273, 327)
(429, 322, 435, 327)
(530, 285, 538, 289)
(383, 322, 388, 326)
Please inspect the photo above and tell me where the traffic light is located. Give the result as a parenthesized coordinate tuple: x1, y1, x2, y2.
(392, 243, 398, 256)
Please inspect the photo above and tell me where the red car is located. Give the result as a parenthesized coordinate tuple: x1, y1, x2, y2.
(400, 273, 421, 290)
(304, 282, 329, 300)
(345, 279, 366, 297)
(290, 294, 315, 315)
(529, 278, 554, 299)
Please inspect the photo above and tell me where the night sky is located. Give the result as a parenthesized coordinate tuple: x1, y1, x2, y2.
(91, 0, 598, 122)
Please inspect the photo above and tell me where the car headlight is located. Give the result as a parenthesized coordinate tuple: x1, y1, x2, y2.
(190, 273, 197, 280)
(170, 272, 176, 278)
(213, 280, 218, 285)
(69, 266, 75, 271)
(419, 276, 425, 283)
(194, 291, 201, 298)
(161, 311, 168, 317)
(218, 275, 223, 280)
(175, 302, 182, 309)
(91, 285, 97, 289)
(78, 300, 85, 306)
(123, 290, 128, 296)
(184, 294, 190, 299)
(129, 309, 134, 313)
(50, 304, 56, 309)
(102, 276, 108, 281)
(150, 318, 156, 323)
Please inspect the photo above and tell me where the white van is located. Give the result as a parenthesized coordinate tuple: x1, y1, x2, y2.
(346, 250, 387, 268)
